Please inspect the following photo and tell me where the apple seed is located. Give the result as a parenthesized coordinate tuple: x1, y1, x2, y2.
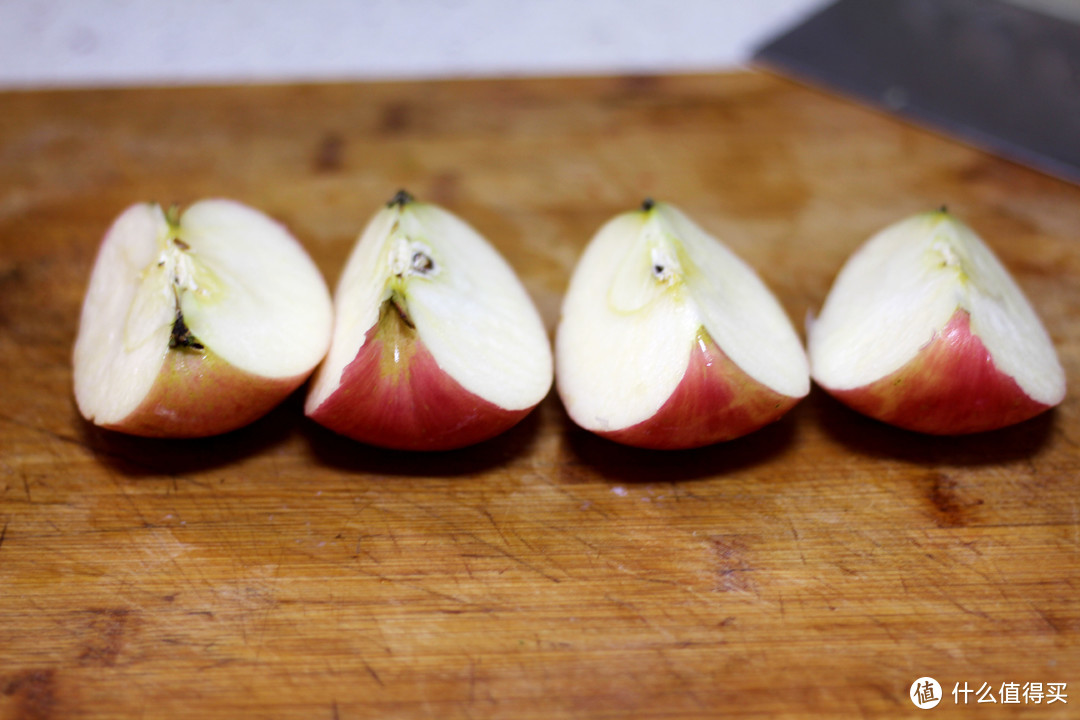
(411, 251, 435, 275)
(168, 310, 204, 350)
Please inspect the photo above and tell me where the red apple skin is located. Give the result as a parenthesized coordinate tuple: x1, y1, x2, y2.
(598, 330, 803, 450)
(821, 310, 1052, 435)
(307, 306, 535, 451)
(103, 346, 306, 438)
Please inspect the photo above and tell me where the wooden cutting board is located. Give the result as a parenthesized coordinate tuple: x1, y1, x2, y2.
(1, 72, 1078, 719)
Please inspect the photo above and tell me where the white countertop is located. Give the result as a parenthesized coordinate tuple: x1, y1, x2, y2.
(0, 0, 826, 89)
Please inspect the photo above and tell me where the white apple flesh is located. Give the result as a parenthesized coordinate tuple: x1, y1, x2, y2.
(808, 210, 1066, 434)
(305, 192, 553, 450)
(556, 201, 810, 449)
(73, 200, 333, 438)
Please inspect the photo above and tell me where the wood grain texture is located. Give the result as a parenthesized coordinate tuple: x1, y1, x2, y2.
(1, 72, 1078, 719)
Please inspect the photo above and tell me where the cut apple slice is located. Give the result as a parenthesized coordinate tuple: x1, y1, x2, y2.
(73, 199, 333, 437)
(305, 192, 553, 450)
(556, 200, 810, 449)
(808, 209, 1066, 434)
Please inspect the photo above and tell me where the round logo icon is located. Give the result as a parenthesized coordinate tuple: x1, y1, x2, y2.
(910, 677, 942, 709)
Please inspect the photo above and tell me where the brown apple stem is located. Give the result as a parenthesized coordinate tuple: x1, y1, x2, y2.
(388, 190, 415, 208)
(388, 293, 415, 329)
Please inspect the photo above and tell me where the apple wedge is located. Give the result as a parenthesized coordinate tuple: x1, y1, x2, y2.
(73, 199, 333, 438)
(808, 209, 1066, 434)
(556, 200, 810, 449)
(304, 192, 553, 450)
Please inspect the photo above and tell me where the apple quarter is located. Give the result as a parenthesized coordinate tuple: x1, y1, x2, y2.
(73, 199, 333, 438)
(305, 192, 553, 450)
(808, 210, 1066, 434)
(556, 201, 810, 449)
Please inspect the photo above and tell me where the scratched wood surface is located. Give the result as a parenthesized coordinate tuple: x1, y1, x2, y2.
(1, 72, 1078, 719)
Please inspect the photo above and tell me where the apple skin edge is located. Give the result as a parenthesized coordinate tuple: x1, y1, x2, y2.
(597, 329, 803, 451)
(103, 346, 305, 439)
(820, 309, 1052, 435)
(307, 303, 534, 451)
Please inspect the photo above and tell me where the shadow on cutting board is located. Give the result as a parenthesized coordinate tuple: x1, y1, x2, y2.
(557, 399, 802, 485)
(75, 389, 306, 478)
(811, 388, 1057, 465)
(77, 384, 1055, 481)
(302, 399, 544, 478)
(81, 387, 545, 479)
